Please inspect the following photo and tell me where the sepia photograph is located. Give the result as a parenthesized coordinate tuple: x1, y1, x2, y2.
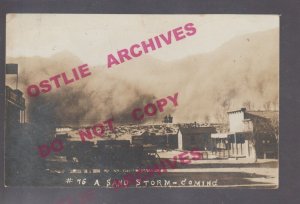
(5, 14, 279, 188)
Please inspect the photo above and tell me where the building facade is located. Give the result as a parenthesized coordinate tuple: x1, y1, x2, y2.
(178, 125, 217, 151)
(5, 86, 26, 127)
(212, 108, 279, 159)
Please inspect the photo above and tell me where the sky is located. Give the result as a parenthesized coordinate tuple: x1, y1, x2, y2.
(6, 14, 279, 66)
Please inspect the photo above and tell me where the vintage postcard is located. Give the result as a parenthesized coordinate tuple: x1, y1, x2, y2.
(5, 14, 279, 188)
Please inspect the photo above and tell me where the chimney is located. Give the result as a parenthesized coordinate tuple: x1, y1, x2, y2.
(241, 108, 246, 112)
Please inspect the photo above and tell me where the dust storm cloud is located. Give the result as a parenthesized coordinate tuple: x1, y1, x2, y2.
(6, 28, 279, 125)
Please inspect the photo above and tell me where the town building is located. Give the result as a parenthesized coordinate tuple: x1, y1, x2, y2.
(178, 124, 217, 151)
(212, 108, 279, 159)
(5, 86, 26, 128)
(131, 123, 179, 150)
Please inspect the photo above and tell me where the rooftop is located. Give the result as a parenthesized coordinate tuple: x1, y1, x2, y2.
(179, 126, 217, 135)
(228, 108, 279, 120)
(245, 110, 279, 120)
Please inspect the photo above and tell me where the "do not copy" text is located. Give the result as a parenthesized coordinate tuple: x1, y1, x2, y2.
(132, 92, 179, 121)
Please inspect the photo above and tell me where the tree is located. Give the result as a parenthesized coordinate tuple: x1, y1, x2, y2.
(243, 100, 254, 110)
(214, 99, 231, 132)
(263, 101, 271, 111)
(204, 115, 210, 124)
(269, 114, 279, 142)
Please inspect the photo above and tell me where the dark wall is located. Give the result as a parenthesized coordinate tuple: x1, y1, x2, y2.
(182, 133, 212, 151)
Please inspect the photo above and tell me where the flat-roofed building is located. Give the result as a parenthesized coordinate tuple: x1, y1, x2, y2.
(178, 125, 217, 151)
